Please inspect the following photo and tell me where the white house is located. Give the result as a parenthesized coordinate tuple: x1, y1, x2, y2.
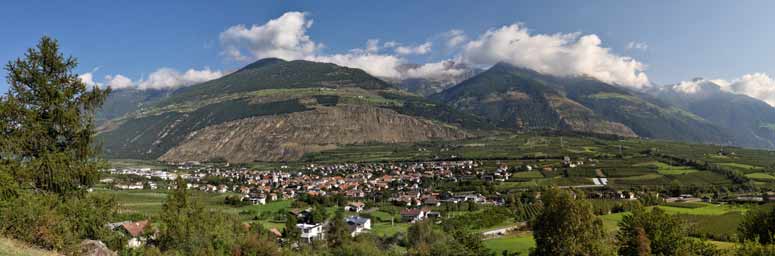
(400, 208, 429, 223)
(245, 194, 266, 205)
(297, 223, 325, 242)
(344, 201, 365, 212)
(345, 216, 371, 237)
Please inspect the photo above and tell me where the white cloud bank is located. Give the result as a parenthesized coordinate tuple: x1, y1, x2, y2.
(673, 74, 775, 107)
(80, 67, 223, 90)
(218, 12, 650, 88)
(460, 24, 649, 88)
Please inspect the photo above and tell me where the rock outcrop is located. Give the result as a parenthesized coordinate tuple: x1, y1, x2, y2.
(160, 105, 469, 162)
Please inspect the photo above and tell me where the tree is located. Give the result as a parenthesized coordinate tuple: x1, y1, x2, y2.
(530, 188, 612, 256)
(617, 207, 685, 255)
(157, 177, 244, 254)
(327, 209, 350, 247)
(1, 36, 110, 197)
(739, 204, 775, 245)
(284, 213, 300, 243)
(0, 37, 119, 254)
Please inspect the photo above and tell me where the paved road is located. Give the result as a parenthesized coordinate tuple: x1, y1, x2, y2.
(481, 222, 527, 237)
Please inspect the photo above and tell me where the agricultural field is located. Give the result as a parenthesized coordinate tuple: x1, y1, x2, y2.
(483, 233, 535, 255)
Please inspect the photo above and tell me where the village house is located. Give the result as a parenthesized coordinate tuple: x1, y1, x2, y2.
(297, 223, 325, 242)
(108, 220, 150, 248)
(345, 216, 371, 237)
(400, 207, 430, 223)
(344, 201, 365, 212)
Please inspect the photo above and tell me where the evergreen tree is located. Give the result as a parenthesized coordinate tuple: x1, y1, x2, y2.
(0, 36, 110, 197)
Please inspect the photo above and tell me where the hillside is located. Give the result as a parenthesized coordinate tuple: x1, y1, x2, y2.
(96, 87, 174, 123)
(98, 58, 491, 162)
(647, 80, 775, 149)
(433, 63, 729, 144)
(0, 238, 58, 256)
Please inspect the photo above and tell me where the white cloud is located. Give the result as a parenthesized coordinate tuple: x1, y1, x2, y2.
(79, 72, 99, 87)
(461, 24, 649, 88)
(366, 39, 380, 53)
(403, 60, 468, 81)
(383, 41, 399, 48)
(672, 74, 775, 107)
(394, 42, 432, 55)
(310, 53, 403, 78)
(626, 41, 648, 51)
(722, 73, 775, 107)
(444, 29, 467, 48)
(104, 74, 133, 89)
(219, 11, 321, 61)
(137, 68, 223, 90)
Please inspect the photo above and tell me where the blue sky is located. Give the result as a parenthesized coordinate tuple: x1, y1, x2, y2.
(3, 1, 775, 96)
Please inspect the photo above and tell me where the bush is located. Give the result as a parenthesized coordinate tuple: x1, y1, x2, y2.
(0, 192, 122, 254)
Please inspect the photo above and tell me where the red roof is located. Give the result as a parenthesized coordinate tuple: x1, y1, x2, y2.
(121, 220, 149, 237)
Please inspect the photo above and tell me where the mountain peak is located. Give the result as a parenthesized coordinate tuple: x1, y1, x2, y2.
(238, 57, 286, 71)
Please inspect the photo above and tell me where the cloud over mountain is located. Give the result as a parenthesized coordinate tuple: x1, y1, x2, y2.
(219, 12, 320, 61)
(671, 74, 775, 107)
(460, 24, 649, 88)
(216, 12, 649, 88)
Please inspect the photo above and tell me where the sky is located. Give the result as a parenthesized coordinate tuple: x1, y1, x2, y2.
(2, 1, 775, 104)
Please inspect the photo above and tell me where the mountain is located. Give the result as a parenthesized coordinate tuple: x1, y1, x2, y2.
(96, 87, 174, 123)
(97, 58, 492, 162)
(385, 63, 482, 96)
(647, 79, 775, 149)
(433, 63, 730, 144)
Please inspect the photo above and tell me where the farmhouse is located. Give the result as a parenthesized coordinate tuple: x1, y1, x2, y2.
(108, 220, 150, 248)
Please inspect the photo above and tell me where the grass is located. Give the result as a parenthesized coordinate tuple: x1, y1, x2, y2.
(634, 161, 698, 175)
(371, 222, 409, 237)
(745, 172, 775, 181)
(483, 233, 535, 255)
(0, 238, 57, 256)
(655, 204, 747, 216)
(719, 163, 762, 171)
(682, 212, 744, 241)
(511, 171, 544, 179)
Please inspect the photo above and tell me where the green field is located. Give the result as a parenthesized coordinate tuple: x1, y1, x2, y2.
(483, 233, 535, 255)
(634, 161, 699, 175)
(746, 172, 775, 181)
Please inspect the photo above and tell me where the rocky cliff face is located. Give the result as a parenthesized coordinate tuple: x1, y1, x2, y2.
(159, 105, 469, 162)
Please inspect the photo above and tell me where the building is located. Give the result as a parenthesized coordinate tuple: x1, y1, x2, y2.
(245, 194, 267, 205)
(344, 201, 365, 212)
(297, 223, 325, 242)
(109, 220, 150, 248)
(400, 208, 429, 223)
(345, 216, 371, 237)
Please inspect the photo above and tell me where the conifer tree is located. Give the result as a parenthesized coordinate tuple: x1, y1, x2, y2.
(1, 36, 110, 197)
